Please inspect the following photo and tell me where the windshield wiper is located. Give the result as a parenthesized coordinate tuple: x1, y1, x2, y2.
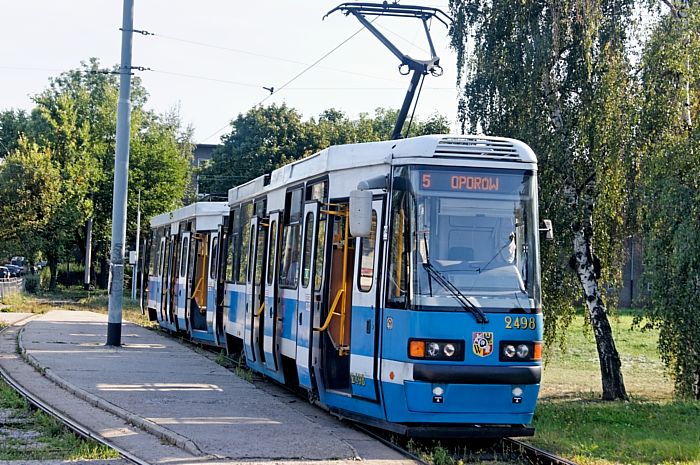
(422, 261, 489, 324)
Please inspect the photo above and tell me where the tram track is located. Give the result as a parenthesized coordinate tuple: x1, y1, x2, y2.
(2, 315, 575, 465)
(200, 340, 577, 465)
(0, 321, 147, 465)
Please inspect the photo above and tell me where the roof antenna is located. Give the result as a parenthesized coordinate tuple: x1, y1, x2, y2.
(325, 2, 452, 140)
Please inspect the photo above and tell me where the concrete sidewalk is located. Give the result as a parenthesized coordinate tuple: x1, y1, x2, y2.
(5, 310, 412, 465)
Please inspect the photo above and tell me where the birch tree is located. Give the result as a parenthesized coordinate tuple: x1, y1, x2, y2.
(450, 0, 635, 399)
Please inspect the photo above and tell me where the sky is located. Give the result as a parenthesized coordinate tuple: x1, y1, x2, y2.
(0, 1, 460, 144)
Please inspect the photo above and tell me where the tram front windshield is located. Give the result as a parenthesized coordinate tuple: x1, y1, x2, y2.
(386, 165, 541, 312)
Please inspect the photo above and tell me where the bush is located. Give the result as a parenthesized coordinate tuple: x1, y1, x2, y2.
(24, 275, 40, 294)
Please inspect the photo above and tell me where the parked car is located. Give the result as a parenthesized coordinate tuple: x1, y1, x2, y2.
(0, 266, 9, 279)
(5, 264, 22, 277)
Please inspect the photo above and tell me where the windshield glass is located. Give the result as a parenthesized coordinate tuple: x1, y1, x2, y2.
(386, 165, 541, 311)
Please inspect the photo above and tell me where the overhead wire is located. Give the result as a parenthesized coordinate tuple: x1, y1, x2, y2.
(199, 18, 379, 143)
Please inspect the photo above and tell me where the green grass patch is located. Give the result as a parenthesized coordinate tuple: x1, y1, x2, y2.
(0, 379, 118, 460)
(533, 312, 700, 464)
(532, 400, 700, 465)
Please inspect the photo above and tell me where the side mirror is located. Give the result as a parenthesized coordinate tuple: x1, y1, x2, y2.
(349, 190, 372, 237)
(540, 219, 554, 241)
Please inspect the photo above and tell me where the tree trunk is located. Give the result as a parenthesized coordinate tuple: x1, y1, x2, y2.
(48, 256, 59, 292)
(570, 198, 628, 401)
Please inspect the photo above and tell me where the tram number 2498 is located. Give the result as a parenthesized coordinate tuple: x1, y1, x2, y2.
(505, 316, 537, 330)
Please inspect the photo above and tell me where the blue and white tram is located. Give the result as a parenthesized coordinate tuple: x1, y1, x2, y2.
(146, 134, 544, 438)
(147, 202, 228, 345)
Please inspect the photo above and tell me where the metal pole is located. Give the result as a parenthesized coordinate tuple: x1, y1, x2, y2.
(107, 0, 134, 347)
(131, 191, 141, 301)
(84, 219, 93, 290)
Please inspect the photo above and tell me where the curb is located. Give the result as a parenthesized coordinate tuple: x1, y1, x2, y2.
(17, 324, 207, 458)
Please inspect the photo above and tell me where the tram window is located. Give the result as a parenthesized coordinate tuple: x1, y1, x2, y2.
(279, 224, 301, 288)
(180, 237, 189, 277)
(315, 219, 326, 291)
(307, 181, 326, 202)
(210, 237, 219, 280)
(267, 221, 277, 285)
(387, 190, 410, 307)
(279, 188, 303, 289)
(255, 225, 266, 284)
(358, 211, 378, 292)
(159, 239, 166, 276)
(238, 203, 253, 283)
(301, 213, 315, 288)
(150, 231, 158, 275)
(227, 208, 238, 283)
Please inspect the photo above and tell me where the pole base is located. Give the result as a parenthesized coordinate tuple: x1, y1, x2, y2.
(106, 322, 122, 347)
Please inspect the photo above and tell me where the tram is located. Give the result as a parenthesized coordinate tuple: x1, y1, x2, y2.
(145, 134, 545, 438)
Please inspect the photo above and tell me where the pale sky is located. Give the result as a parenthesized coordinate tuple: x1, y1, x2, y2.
(0, 1, 461, 144)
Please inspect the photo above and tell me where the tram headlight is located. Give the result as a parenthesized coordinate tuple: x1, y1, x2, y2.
(503, 344, 516, 358)
(427, 342, 441, 357)
(499, 341, 542, 362)
(516, 344, 530, 359)
(408, 339, 464, 361)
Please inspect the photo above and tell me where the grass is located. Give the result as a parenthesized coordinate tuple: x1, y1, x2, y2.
(531, 310, 700, 465)
(0, 286, 153, 327)
(0, 379, 119, 460)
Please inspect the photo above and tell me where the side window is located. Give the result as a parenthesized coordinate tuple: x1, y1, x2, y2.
(210, 236, 219, 280)
(180, 236, 189, 277)
(159, 239, 166, 276)
(387, 189, 410, 308)
(238, 204, 252, 283)
(267, 221, 277, 285)
(227, 209, 238, 283)
(358, 211, 377, 292)
(314, 219, 326, 291)
(279, 188, 303, 289)
(301, 212, 314, 288)
(149, 231, 157, 275)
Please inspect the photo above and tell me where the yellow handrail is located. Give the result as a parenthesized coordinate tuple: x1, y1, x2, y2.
(314, 288, 344, 332)
(254, 301, 265, 317)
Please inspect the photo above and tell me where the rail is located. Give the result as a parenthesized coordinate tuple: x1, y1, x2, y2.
(0, 322, 151, 465)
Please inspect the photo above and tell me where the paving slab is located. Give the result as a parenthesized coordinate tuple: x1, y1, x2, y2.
(0, 314, 197, 465)
(16, 310, 415, 464)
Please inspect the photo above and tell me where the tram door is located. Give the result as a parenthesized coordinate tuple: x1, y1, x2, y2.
(207, 233, 220, 342)
(177, 231, 191, 330)
(161, 235, 176, 327)
(244, 217, 267, 363)
(215, 224, 227, 345)
(156, 235, 166, 321)
(263, 212, 281, 371)
(349, 197, 384, 401)
(296, 201, 321, 390)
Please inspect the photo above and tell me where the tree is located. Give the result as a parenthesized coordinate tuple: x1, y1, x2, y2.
(200, 104, 314, 196)
(449, 0, 635, 399)
(0, 139, 62, 268)
(0, 59, 192, 289)
(638, 3, 700, 399)
(0, 110, 31, 159)
(200, 105, 451, 196)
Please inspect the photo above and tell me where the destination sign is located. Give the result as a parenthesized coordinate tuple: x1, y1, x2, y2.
(418, 169, 527, 194)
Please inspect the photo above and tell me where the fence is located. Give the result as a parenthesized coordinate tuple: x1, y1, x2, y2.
(0, 277, 23, 300)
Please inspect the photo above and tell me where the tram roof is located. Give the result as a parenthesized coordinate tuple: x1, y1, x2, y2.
(150, 202, 228, 229)
(228, 134, 537, 204)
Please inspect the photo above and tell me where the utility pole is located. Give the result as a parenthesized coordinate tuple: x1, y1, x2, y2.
(84, 219, 93, 290)
(106, 0, 134, 347)
(131, 191, 141, 301)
